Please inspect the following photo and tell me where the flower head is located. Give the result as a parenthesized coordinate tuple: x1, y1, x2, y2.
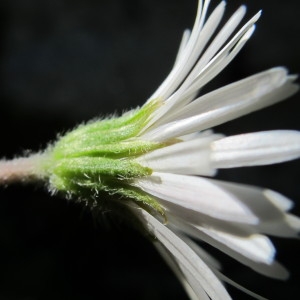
(1, 0, 300, 299)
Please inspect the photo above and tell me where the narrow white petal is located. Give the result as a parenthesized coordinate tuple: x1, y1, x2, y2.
(214, 270, 269, 300)
(169, 67, 288, 120)
(188, 11, 261, 90)
(199, 227, 276, 264)
(180, 25, 256, 102)
(142, 2, 226, 134)
(285, 214, 300, 232)
(164, 201, 252, 237)
(144, 68, 297, 141)
(171, 220, 276, 266)
(170, 220, 289, 280)
(150, 24, 256, 130)
(198, 180, 299, 237)
(154, 243, 207, 300)
(143, 9, 259, 132)
(134, 208, 232, 300)
(174, 29, 191, 66)
(135, 172, 259, 224)
(178, 234, 222, 271)
(180, 5, 247, 92)
(211, 130, 300, 168)
(164, 10, 261, 119)
(137, 134, 222, 176)
(263, 189, 294, 212)
(149, 1, 225, 101)
(179, 129, 216, 140)
(138, 174, 299, 237)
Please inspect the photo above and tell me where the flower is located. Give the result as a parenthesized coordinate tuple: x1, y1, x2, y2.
(119, 1, 300, 298)
(1, 0, 300, 299)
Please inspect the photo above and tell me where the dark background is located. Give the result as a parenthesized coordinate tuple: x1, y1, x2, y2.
(0, 0, 300, 299)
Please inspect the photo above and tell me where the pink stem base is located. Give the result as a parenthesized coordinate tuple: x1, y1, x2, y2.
(0, 154, 46, 185)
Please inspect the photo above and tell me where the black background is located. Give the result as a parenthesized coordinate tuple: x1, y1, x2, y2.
(0, 0, 300, 299)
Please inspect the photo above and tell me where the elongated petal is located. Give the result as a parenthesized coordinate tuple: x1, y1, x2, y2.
(211, 130, 300, 168)
(263, 189, 294, 212)
(143, 9, 261, 132)
(174, 29, 191, 66)
(134, 207, 232, 300)
(179, 234, 270, 300)
(179, 5, 247, 92)
(172, 218, 277, 267)
(178, 234, 222, 271)
(143, 2, 227, 132)
(135, 172, 259, 224)
(137, 134, 222, 176)
(178, 5, 247, 92)
(136, 173, 299, 237)
(180, 233, 274, 300)
(170, 220, 289, 280)
(149, 1, 226, 102)
(143, 68, 298, 141)
(154, 243, 207, 300)
(198, 179, 300, 237)
(199, 227, 276, 264)
(213, 269, 269, 300)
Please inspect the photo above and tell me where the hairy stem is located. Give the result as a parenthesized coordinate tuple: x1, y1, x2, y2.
(0, 154, 47, 185)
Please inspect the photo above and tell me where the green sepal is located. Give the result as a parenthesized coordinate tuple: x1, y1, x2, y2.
(52, 98, 162, 159)
(44, 99, 166, 218)
(52, 139, 163, 159)
(50, 157, 152, 188)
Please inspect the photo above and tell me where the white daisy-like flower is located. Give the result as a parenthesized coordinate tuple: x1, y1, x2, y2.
(120, 1, 300, 299)
(1, 0, 300, 299)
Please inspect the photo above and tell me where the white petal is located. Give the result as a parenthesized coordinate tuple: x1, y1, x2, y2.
(134, 208, 232, 300)
(263, 189, 294, 212)
(149, 1, 225, 101)
(183, 11, 261, 97)
(170, 24, 256, 112)
(137, 134, 222, 176)
(213, 270, 269, 300)
(164, 200, 252, 237)
(179, 129, 215, 141)
(147, 24, 256, 132)
(143, 2, 226, 131)
(199, 227, 276, 264)
(173, 238, 268, 300)
(143, 68, 298, 141)
(135, 172, 259, 224)
(154, 243, 207, 300)
(170, 220, 289, 280)
(179, 5, 247, 92)
(178, 234, 222, 271)
(198, 180, 299, 237)
(174, 29, 191, 66)
(143, 8, 259, 132)
(285, 214, 300, 232)
(137, 174, 299, 237)
(185, 25, 256, 97)
(211, 130, 300, 168)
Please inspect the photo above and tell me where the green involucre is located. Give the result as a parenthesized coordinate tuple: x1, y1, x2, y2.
(43, 99, 166, 217)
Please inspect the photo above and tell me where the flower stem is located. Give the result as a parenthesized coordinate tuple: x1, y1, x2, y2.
(0, 154, 46, 185)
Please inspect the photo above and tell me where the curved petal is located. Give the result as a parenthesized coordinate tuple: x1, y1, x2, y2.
(211, 130, 300, 168)
(170, 220, 289, 280)
(143, 68, 298, 141)
(135, 173, 300, 237)
(134, 207, 232, 300)
(137, 134, 222, 176)
(135, 172, 259, 224)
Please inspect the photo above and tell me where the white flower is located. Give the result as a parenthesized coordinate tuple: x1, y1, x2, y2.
(7, 0, 300, 300)
(119, 1, 300, 299)
(3, 1, 298, 299)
